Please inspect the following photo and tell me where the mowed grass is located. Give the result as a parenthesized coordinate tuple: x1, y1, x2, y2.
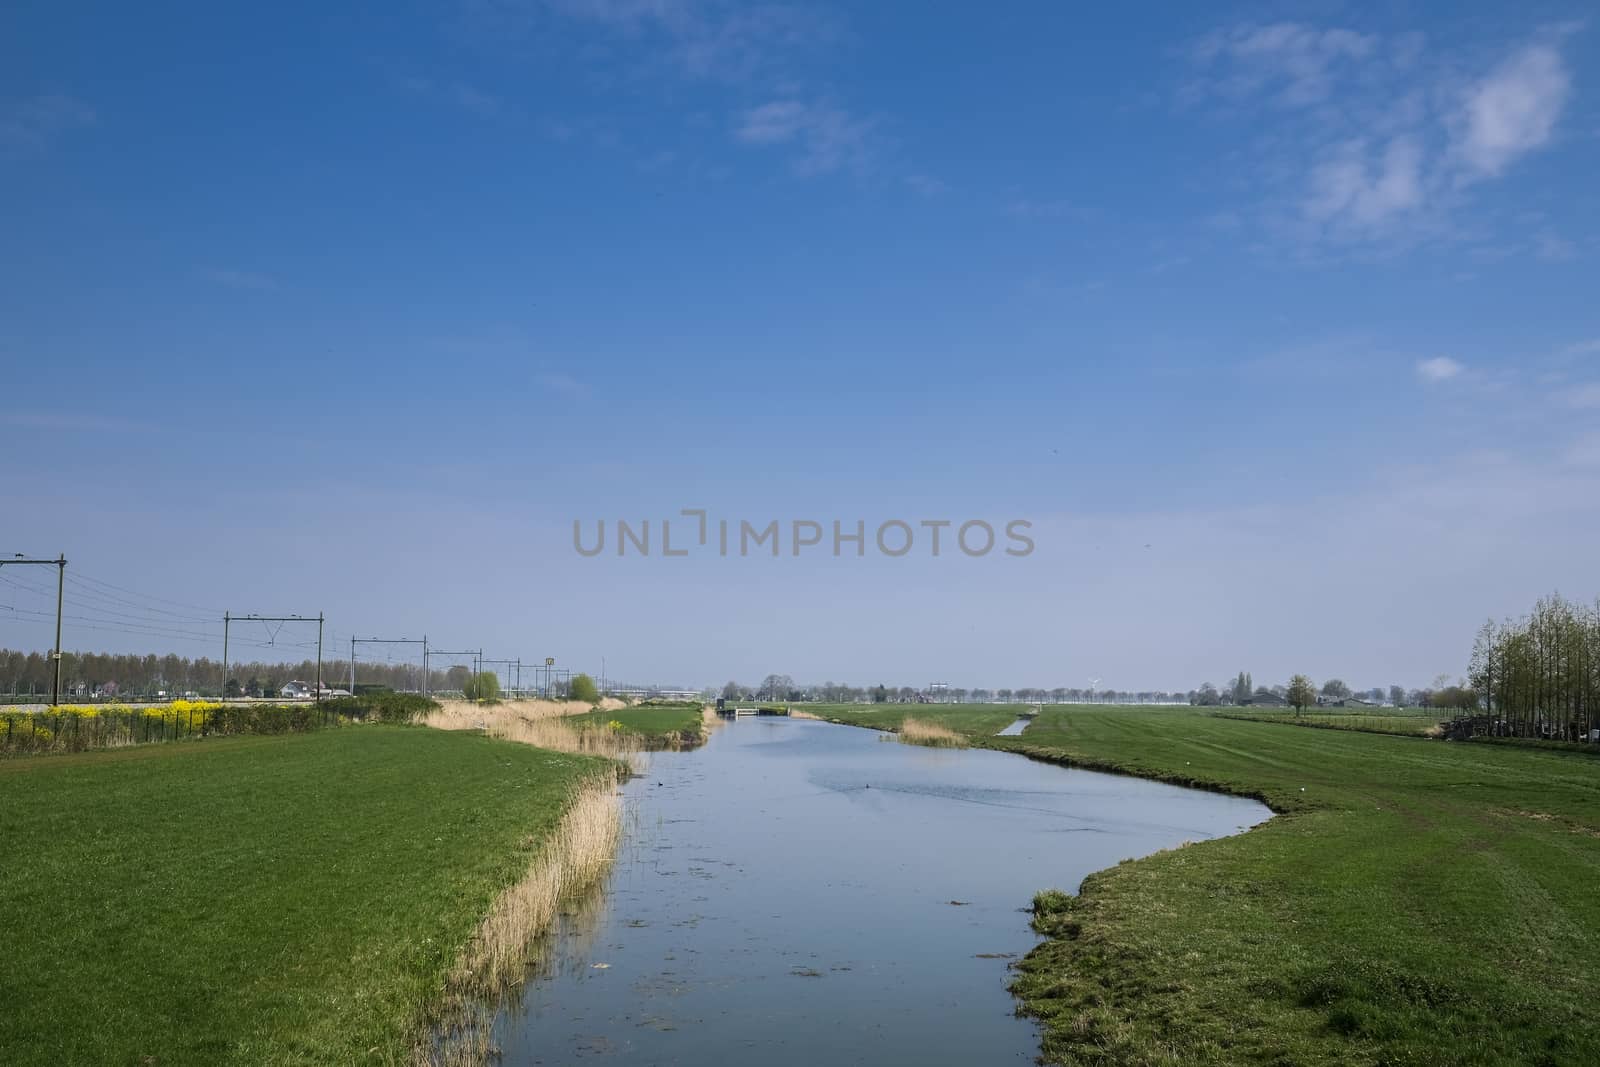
(821, 703, 1600, 1066)
(1218, 706, 1448, 737)
(0, 726, 611, 1066)
(805, 701, 1025, 737)
(564, 704, 706, 746)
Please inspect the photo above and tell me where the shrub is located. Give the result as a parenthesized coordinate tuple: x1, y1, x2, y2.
(569, 674, 600, 704)
(323, 692, 438, 723)
(462, 672, 501, 702)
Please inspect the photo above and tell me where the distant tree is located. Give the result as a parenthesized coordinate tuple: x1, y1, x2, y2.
(1287, 675, 1316, 716)
(1430, 685, 1478, 712)
(721, 680, 741, 700)
(463, 671, 501, 701)
(1320, 678, 1351, 700)
(570, 673, 600, 703)
(997, 688, 1013, 701)
(872, 684, 888, 704)
(760, 674, 794, 700)
(1389, 685, 1406, 708)
(1194, 682, 1220, 707)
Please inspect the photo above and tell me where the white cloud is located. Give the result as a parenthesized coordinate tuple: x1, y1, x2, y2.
(1304, 136, 1424, 229)
(1185, 26, 1576, 251)
(1416, 357, 1464, 383)
(734, 99, 874, 175)
(1561, 339, 1600, 358)
(1190, 22, 1376, 107)
(1453, 44, 1570, 179)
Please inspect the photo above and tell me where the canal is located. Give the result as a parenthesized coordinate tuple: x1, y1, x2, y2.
(495, 715, 1269, 1064)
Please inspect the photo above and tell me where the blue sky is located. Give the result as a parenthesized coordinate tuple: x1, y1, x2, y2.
(3, 1, 1599, 692)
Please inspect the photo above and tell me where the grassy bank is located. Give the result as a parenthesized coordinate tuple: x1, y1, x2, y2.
(1215, 706, 1447, 737)
(804, 701, 1025, 736)
(821, 703, 1600, 1066)
(565, 702, 707, 748)
(0, 726, 613, 1065)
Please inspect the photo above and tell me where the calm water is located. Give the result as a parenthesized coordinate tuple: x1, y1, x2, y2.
(495, 717, 1268, 1065)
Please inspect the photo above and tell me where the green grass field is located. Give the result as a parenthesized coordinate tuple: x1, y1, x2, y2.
(565, 703, 706, 746)
(805, 701, 1026, 735)
(817, 703, 1600, 1066)
(1217, 706, 1448, 737)
(0, 726, 611, 1065)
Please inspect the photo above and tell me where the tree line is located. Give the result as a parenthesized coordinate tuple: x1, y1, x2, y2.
(1187, 670, 1474, 710)
(0, 648, 456, 700)
(722, 676, 1190, 704)
(1470, 592, 1600, 741)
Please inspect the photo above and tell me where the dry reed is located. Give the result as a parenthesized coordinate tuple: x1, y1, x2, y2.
(413, 768, 623, 1065)
(898, 717, 970, 748)
(423, 702, 647, 762)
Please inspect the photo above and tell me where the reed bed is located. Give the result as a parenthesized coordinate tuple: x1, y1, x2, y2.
(897, 717, 971, 748)
(417, 774, 622, 1066)
(424, 701, 648, 763)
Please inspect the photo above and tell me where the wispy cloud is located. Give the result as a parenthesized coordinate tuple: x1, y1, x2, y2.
(1183, 24, 1577, 250)
(537, 372, 589, 398)
(1416, 356, 1464, 383)
(200, 267, 280, 292)
(1452, 44, 1570, 180)
(1187, 23, 1377, 108)
(1562, 383, 1600, 409)
(1304, 136, 1424, 228)
(1004, 197, 1093, 221)
(546, 0, 840, 84)
(400, 76, 505, 119)
(734, 99, 874, 175)
(0, 94, 95, 153)
(1566, 432, 1600, 467)
(0, 411, 151, 432)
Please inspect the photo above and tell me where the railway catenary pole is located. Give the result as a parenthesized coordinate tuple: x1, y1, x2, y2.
(3, 556, 71, 707)
(2, 556, 71, 706)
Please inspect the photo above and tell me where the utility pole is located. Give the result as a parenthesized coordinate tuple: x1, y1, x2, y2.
(52, 556, 64, 706)
(223, 613, 322, 700)
(316, 613, 324, 702)
(1, 555, 70, 706)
